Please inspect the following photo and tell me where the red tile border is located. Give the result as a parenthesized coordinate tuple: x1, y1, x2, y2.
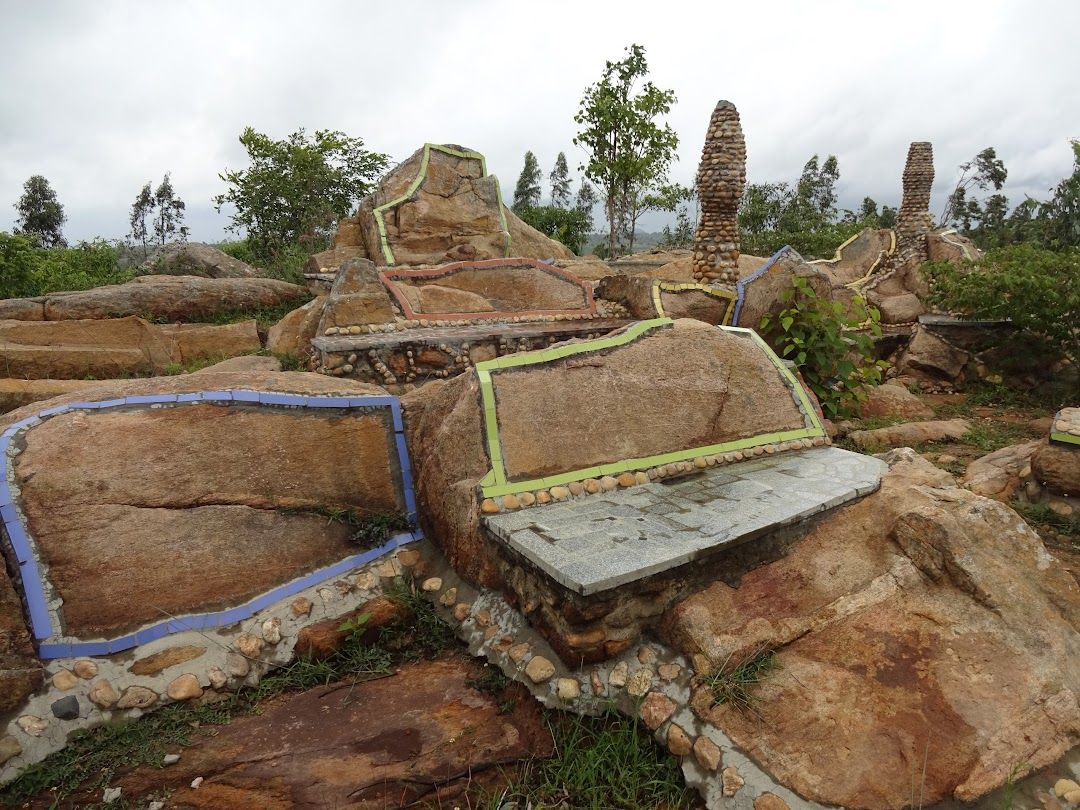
(378, 258, 597, 322)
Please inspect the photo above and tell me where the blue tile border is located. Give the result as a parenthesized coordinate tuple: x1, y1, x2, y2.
(732, 245, 790, 327)
(0, 390, 421, 659)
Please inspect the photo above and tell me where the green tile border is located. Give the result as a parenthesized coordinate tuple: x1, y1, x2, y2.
(1050, 431, 1080, 446)
(372, 144, 511, 266)
(475, 319, 827, 498)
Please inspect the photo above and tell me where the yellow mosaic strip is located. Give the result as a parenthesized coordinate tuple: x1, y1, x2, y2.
(651, 281, 737, 325)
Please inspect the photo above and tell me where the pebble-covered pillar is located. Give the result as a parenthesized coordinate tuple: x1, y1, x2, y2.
(692, 101, 746, 286)
(896, 141, 935, 237)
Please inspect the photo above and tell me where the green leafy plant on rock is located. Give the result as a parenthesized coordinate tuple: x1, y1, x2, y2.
(922, 244, 1080, 369)
(759, 275, 888, 419)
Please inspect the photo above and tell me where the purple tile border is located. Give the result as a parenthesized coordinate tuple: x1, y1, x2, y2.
(0, 390, 421, 657)
(732, 245, 790, 326)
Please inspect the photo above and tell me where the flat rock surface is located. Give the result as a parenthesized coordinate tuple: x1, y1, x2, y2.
(484, 447, 886, 594)
(848, 418, 971, 450)
(15, 403, 401, 637)
(93, 657, 550, 809)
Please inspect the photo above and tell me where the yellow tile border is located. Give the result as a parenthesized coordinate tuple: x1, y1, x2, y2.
(651, 281, 737, 325)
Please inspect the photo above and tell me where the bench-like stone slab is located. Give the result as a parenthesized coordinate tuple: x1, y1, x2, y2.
(483, 447, 887, 595)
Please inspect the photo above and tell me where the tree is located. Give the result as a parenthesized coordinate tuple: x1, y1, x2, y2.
(512, 151, 543, 213)
(574, 180, 599, 235)
(549, 152, 572, 208)
(1041, 139, 1080, 249)
(574, 44, 679, 259)
(14, 175, 66, 248)
(214, 127, 389, 259)
(623, 182, 691, 253)
(129, 182, 154, 259)
(941, 147, 1007, 228)
(152, 173, 187, 245)
(516, 205, 592, 254)
(795, 155, 840, 222)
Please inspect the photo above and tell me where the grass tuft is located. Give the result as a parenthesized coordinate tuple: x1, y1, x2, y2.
(703, 646, 780, 715)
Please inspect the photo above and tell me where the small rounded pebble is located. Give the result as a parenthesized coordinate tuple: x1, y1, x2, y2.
(501, 494, 520, 510)
(262, 618, 282, 644)
(51, 695, 79, 720)
(51, 669, 78, 691)
(568, 481, 584, 496)
(600, 476, 618, 492)
(163, 754, 181, 766)
(626, 668, 653, 697)
(584, 478, 601, 494)
(556, 678, 581, 700)
(452, 603, 471, 622)
(667, 723, 693, 756)
(536, 490, 552, 504)
(208, 668, 228, 690)
(480, 498, 500, 514)
(397, 549, 421, 567)
(237, 634, 264, 658)
(167, 674, 203, 701)
(17, 715, 48, 736)
(617, 472, 636, 488)
(421, 577, 443, 592)
(634, 471, 649, 484)
(116, 686, 158, 709)
(88, 680, 119, 709)
(72, 660, 98, 679)
(439, 587, 458, 606)
(291, 597, 313, 617)
(694, 735, 723, 771)
(550, 486, 570, 501)
(524, 656, 556, 683)
(519, 491, 536, 506)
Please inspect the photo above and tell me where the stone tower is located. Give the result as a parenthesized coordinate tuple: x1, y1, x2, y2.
(692, 101, 746, 286)
(896, 141, 935, 237)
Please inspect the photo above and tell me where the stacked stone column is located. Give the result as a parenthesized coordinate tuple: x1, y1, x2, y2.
(692, 101, 746, 286)
(893, 141, 935, 269)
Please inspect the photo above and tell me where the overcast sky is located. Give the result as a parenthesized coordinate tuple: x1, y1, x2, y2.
(2, 0, 1078, 243)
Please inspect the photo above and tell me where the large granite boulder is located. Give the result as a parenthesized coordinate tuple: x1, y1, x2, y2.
(342, 144, 573, 268)
(963, 440, 1042, 501)
(0, 316, 178, 378)
(316, 258, 396, 334)
(857, 380, 934, 420)
(402, 318, 815, 588)
(266, 296, 325, 356)
(1032, 441, 1080, 497)
(734, 246, 833, 330)
(0, 378, 101, 414)
(660, 449, 1080, 808)
(0, 276, 308, 323)
(2, 372, 404, 639)
(0, 563, 41, 714)
(142, 242, 258, 279)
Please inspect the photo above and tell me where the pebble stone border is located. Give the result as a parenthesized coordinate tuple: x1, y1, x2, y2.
(1050, 408, 1080, 446)
(0, 391, 420, 658)
(378, 258, 597, 323)
(652, 281, 737, 325)
(412, 539, 814, 810)
(0, 539, 425, 786)
(372, 144, 511, 265)
(476, 320, 828, 505)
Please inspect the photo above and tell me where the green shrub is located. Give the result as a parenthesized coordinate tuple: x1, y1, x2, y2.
(922, 244, 1079, 368)
(741, 221, 864, 261)
(0, 232, 133, 298)
(759, 275, 888, 419)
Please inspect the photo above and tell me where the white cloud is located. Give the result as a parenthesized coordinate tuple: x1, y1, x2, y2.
(2, 0, 1077, 242)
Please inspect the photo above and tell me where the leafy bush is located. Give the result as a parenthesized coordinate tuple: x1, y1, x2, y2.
(759, 275, 888, 419)
(741, 220, 864, 261)
(516, 204, 593, 254)
(922, 244, 1079, 368)
(0, 232, 133, 298)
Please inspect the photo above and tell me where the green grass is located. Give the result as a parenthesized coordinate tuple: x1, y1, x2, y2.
(380, 577, 458, 661)
(275, 506, 409, 550)
(485, 709, 697, 810)
(960, 420, 1042, 453)
(702, 647, 780, 716)
(1013, 501, 1080, 542)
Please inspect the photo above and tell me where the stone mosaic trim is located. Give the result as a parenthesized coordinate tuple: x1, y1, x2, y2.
(1050, 408, 1080, 446)
(378, 258, 596, 322)
(0, 392, 421, 658)
(730, 245, 788, 326)
(475, 319, 827, 501)
(936, 228, 977, 261)
(651, 281, 736, 325)
(372, 144, 511, 266)
(808, 230, 897, 291)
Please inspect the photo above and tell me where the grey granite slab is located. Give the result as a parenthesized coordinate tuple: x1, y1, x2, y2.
(483, 446, 887, 596)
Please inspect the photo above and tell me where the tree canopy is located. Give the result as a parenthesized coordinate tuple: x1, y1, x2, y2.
(14, 175, 67, 248)
(214, 127, 389, 259)
(512, 151, 543, 213)
(574, 44, 679, 259)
